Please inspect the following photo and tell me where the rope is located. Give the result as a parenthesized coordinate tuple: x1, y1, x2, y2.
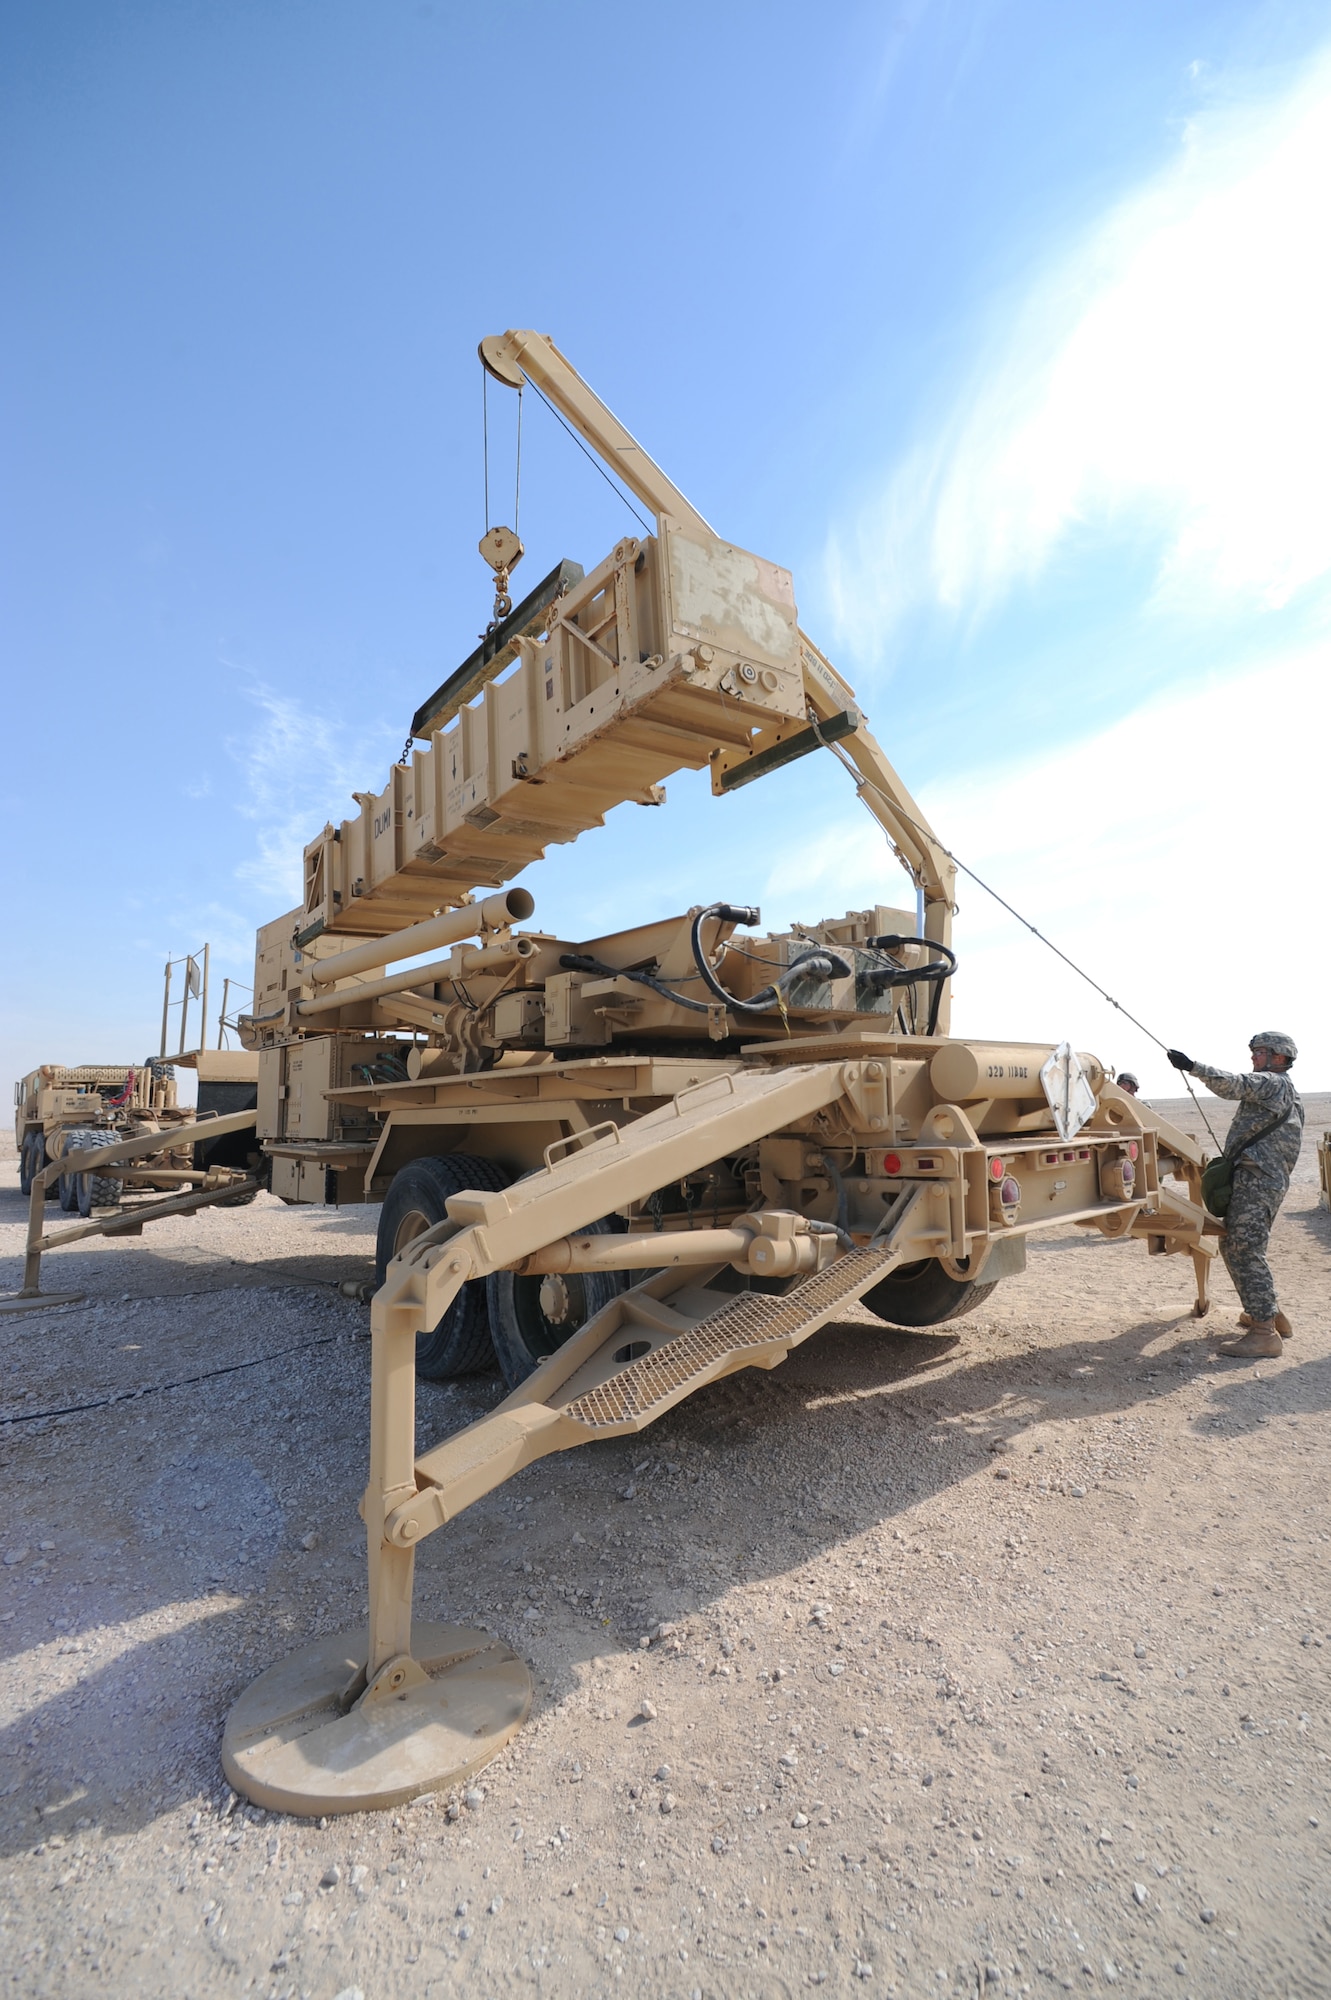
(0, 1333, 344, 1428)
(525, 380, 653, 533)
(482, 367, 490, 532)
(514, 383, 523, 536)
(817, 729, 1224, 1149)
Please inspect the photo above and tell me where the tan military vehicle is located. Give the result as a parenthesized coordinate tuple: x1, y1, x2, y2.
(222, 333, 1222, 1818)
(14, 946, 261, 1221)
(15, 1061, 186, 1214)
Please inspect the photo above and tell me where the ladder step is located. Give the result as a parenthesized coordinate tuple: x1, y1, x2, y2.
(560, 1245, 892, 1432)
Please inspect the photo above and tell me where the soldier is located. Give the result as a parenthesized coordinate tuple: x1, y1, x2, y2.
(1118, 1072, 1140, 1097)
(1166, 1033, 1303, 1358)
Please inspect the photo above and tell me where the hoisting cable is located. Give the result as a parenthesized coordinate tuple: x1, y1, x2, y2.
(482, 366, 491, 532)
(813, 727, 1224, 1149)
(525, 379, 653, 534)
(514, 382, 523, 537)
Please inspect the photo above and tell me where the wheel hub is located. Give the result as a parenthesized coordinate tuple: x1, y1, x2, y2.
(538, 1273, 573, 1324)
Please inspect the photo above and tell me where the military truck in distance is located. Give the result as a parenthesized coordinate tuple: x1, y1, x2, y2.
(15, 1062, 186, 1215)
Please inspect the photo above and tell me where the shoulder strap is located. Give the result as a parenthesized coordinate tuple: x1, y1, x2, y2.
(1225, 1090, 1294, 1162)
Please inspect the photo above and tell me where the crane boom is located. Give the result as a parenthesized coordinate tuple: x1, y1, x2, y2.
(481, 330, 956, 939)
(291, 331, 955, 1031)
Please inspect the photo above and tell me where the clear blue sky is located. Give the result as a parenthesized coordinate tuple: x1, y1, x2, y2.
(5, 1, 1329, 1090)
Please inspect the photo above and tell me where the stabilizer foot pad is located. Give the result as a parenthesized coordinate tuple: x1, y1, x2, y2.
(222, 1622, 532, 1817)
(0, 1291, 85, 1315)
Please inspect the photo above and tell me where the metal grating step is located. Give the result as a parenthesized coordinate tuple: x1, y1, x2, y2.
(561, 1246, 892, 1430)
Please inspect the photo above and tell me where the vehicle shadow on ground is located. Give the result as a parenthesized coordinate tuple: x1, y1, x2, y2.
(1194, 1351, 1331, 1438)
(0, 1178, 378, 1300)
(0, 1297, 1211, 1856)
(1288, 1202, 1331, 1249)
(0, 1242, 375, 1301)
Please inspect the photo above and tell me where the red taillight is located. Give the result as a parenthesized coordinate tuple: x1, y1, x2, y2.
(1128, 1141, 1139, 1160)
(883, 1153, 902, 1176)
(990, 1157, 1005, 1180)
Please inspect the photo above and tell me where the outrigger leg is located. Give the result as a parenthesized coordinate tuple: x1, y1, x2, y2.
(220, 1310, 532, 1817)
(1190, 1245, 1211, 1318)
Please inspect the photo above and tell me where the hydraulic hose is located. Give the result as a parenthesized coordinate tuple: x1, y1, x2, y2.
(688, 905, 852, 1015)
(860, 934, 957, 1036)
(557, 953, 714, 1014)
(861, 934, 957, 988)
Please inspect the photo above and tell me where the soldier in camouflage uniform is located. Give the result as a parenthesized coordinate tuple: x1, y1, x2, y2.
(1166, 1032, 1303, 1358)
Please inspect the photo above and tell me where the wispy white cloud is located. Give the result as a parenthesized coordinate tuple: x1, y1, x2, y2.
(753, 642, 1329, 1089)
(225, 678, 398, 912)
(828, 47, 1331, 650)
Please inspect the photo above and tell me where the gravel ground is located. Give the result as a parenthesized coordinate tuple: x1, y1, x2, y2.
(2, 1095, 1329, 2000)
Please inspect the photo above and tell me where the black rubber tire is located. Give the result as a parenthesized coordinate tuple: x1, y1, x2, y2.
(64, 1129, 124, 1215)
(58, 1159, 80, 1211)
(486, 1218, 629, 1392)
(18, 1135, 34, 1197)
(375, 1154, 512, 1379)
(25, 1131, 59, 1202)
(862, 1257, 997, 1329)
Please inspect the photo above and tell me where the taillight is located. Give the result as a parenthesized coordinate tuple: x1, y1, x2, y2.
(992, 1173, 1022, 1223)
(989, 1157, 1005, 1180)
(883, 1153, 902, 1176)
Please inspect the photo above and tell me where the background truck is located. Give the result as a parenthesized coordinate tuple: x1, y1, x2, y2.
(14, 947, 262, 1219)
(15, 1061, 187, 1214)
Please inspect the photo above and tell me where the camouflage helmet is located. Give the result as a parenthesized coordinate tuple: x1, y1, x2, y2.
(1249, 1029, 1298, 1063)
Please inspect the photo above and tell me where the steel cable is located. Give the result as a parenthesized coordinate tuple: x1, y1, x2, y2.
(818, 734, 1224, 1148)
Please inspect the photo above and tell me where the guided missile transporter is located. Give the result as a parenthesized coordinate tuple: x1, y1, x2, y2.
(16, 1061, 188, 1214)
(225, 334, 1219, 1816)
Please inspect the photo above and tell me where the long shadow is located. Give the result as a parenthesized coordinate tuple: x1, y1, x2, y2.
(1194, 1351, 1331, 1439)
(1289, 1201, 1331, 1250)
(5, 1144, 1326, 1853)
(0, 1281, 1211, 1857)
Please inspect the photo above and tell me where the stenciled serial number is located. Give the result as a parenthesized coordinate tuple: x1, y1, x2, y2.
(987, 1064, 1030, 1079)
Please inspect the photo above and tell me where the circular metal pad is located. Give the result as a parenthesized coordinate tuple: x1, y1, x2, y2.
(222, 1622, 532, 1818)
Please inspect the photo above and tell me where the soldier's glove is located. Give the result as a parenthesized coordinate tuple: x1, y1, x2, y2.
(1166, 1049, 1194, 1072)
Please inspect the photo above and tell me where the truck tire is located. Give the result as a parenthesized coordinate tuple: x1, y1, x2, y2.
(861, 1257, 997, 1329)
(375, 1154, 512, 1379)
(486, 1218, 629, 1392)
(19, 1134, 37, 1196)
(62, 1129, 125, 1216)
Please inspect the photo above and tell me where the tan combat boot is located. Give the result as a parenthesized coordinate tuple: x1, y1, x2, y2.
(1218, 1320, 1283, 1358)
(1240, 1310, 1292, 1338)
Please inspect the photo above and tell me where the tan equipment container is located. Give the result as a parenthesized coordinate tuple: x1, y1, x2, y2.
(220, 333, 1221, 1819)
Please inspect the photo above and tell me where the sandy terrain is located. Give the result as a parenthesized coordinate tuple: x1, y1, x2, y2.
(2, 1092, 1329, 2000)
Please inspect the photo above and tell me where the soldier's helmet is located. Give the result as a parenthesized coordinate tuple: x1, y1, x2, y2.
(1249, 1030, 1298, 1063)
(1118, 1073, 1139, 1091)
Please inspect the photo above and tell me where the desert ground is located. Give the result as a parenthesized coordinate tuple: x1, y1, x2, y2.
(2, 1092, 1329, 2000)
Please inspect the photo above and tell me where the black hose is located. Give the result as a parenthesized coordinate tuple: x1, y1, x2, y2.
(820, 1153, 851, 1236)
(557, 953, 714, 1014)
(861, 934, 957, 988)
(688, 905, 852, 1015)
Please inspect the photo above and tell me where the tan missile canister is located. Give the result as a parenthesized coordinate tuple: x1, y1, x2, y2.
(929, 1042, 1104, 1102)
